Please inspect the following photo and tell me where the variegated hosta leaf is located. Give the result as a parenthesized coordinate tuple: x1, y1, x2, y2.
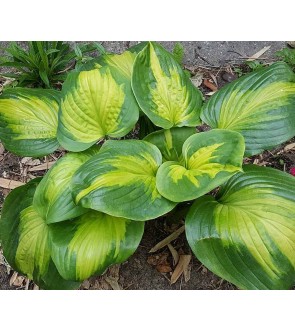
(143, 127, 196, 162)
(132, 42, 203, 129)
(71, 140, 176, 221)
(49, 210, 144, 281)
(0, 180, 79, 290)
(33, 146, 100, 224)
(156, 129, 245, 202)
(0, 88, 60, 157)
(81, 44, 145, 75)
(201, 62, 295, 156)
(186, 165, 295, 290)
(57, 49, 140, 152)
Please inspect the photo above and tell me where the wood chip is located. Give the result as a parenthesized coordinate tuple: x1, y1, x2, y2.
(25, 278, 30, 290)
(203, 79, 217, 91)
(170, 255, 191, 284)
(247, 46, 270, 61)
(205, 91, 216, 96)
(33, 284, 39, 290)
(13, 275, 25, 287)
(284, 143, 295, 152)
(10, 271, 18, 286)
(28, 161, 56, 171)
(0, 143, 4, 155)
(0, 178, 24, 189)
(168, 243, 179, 266)
(149, 225, 185, 253)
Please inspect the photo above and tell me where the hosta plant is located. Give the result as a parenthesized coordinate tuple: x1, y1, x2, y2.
(0, 42, 295, 290)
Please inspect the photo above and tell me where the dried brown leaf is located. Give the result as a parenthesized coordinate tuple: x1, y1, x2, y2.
(108, 265, 120, 280)
(29, 161, 56, 171)
(33, 284, 39, 290)
(149, 226, 185, 253)
(147, 252, 169, 266)
(170, 255, 191, 284)
(104, 276, 122, 290)
(247, 46, 270, 61)
(183, 261, 191, 282)
(94, 278, 112, 290)
(25, 278, 30, 290)
(209, 73, 218, 87)
(21, 157, 41, 166)
(203, 79, 217, 91)
(0, 178, 24, 190)
(284, 143, 295, 152)
(13, 275, 25, 287)
(190, 72, 203, 87)
(168, 243, 179, 266)
(10, 271, 18, 286)
(156, 264, 172, 273)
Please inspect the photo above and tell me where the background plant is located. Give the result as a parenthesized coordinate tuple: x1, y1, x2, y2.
(0, 41, 295, 290)
(0, 41, 103, 88)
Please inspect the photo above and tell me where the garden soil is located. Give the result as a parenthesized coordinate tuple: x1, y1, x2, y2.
(0, 41, 293, 290)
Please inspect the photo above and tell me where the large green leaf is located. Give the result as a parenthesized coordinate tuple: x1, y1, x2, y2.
(49, 210, 144, 281)
(0, 88, 60, 157)
(201, 62, 295, 156)
(0, 178, 41, 271)
(57, 49, 140, 152)
(132, 42, 203, 129)
(71, 140, 176, 221)
(186, 165, 295, 290)
(33, 146, 100, 224)
(0, 179, 79, 289)
(156, 129, 245, 202)
(143, 127, 197, 162)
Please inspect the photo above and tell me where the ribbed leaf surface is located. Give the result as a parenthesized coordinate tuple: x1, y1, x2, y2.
(132, 42, 203, 129)
(201, 62, 295, 156)
(71, 140, 176, 221)
(186, 165, 295, 290)
(49, 210, 144, 281)
(156, 129, 245, 202)
(0, 88, 60, 157)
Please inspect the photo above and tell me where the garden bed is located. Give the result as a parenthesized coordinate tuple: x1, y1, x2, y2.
(1, 41, 294, 290)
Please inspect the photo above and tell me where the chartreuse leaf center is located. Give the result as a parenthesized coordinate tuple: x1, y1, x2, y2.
(16, 206, 51, 279)
(0, 88, 60, 157)
(201, 62, 295, 156)
(57, 50, 140, 152)
(33, 146, 100, 224)
(186, 165, 295, 290)
(49, 210, 144, 281)
(71, 140, 176, 221)
(132, 42, 203, 129)
(156, 129, 245, 202)
(0, 179, 79, 289)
